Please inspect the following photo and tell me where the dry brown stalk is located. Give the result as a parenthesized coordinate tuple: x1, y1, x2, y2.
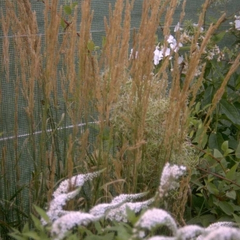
(162, 1, 226, 163)
(204, 52, 240, 128)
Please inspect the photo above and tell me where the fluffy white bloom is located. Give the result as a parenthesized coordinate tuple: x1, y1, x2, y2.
(196, 222, 239, 240)
(178, 56, 184, 64)
(176, 225, 205, 240)
(44, 188, 81, 224)
(159, 163, 187, 198)
(53, 170, 104, 198)
(234, 19, 240, 30)
(134, 208, 178, 237)
(154, 46, 164, 65)
(51, 212, 100, 240)
(174, 22, 182, 32)
(106, 198, 154, 222)
(193, 23, 204, 32)
(167, 35, 182, 52)
(203, 226, 240, 240)
(206, 221, 238, 230)
(111, 192, 148, 204)
(89, 202, 124, 217)
(147, 237, 175, 240)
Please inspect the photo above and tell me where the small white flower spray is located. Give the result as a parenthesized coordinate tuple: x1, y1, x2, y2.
(133, 208, 178, 238)
(52, 169, 105, 198)
(176, 225, 206, 240)
(156, 162, 189, 225)
(106, 198, 155, 222)
(201, 226, 240, 240)
(51, 212, 100, 240)
(45, 187, 81, 224)
(44, 169, 105, 224)
(158, 163, 187, 199)
(147, 237, 175, 240)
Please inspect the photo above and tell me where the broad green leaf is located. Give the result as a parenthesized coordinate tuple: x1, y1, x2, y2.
(192, 125, 208, 148)
(221, 141, 229, 153)
(226, 190, 236, 200)
(213, 149, 224, 160)
(202, 85, 213, 107)
(22, 223, 29, 233)
(206, 182, 219, 195)
(84, 233, 114, 240)
(236, 142, 240, 159)
(31, 214, 43, 231)
(233, 213, 240, 224)
(211, 31, 226, 43)
(126, 206, 138, 225)
(102, 36, 106, 47)
(94, 221, 102, 234)
(217, 201, 234, 215)
(61, 19, 67, 29)
(22, 232, 41, 240)
(219, 99, 240, 127)
(209, 132, 224, 151)
(33, 205, 50, 224)
(8, 234, 26, 240)
(226, 163, 238, 180)
(64, 5, 72, 15)
(87, 40, 95, 51)
(71, 2, 78, 8)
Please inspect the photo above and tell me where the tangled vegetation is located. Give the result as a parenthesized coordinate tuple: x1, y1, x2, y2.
(0, 0, 240, 239)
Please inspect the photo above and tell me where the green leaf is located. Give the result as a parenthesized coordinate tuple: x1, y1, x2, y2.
(192, 124, 208, 148)
(217, 201, 234, 216)
(84, 233, 114, 240)
(22, 223, 29, 233)
(226, 190, 236, 200)
(102, 36, 106, 47)
(31, 214, 43, 231)
(87, 40, 95, 51)
(206, 181, 219, 195)
(8, 234, 26, 240)
(71, 2, 78, 8)
(94, 221, 102, 234)
(211, 31, 226, 43)
(209, 132, 224, 151)
(64, 5, 72, 15)
(226, 163, 238, 180)
(33, 205, 50, 224)
(236, 142, 240, 159)
(221, 141, 229, 153)
(213, 149, 224, 160)
(22, 232, 41, 240)
(126, 206, 138, 225)
(233, 213, 240, 224)
(61, 19, 67, 29)
(219, 99, 240, 127)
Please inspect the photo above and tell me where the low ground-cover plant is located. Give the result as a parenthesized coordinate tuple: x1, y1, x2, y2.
(9, 163, 240, 240)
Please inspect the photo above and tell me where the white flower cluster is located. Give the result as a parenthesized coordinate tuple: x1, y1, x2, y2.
(42, 163, 240, 240)
(52, 169, 104, 198)
(154, 34, 183, 66)
(44, 169, 156, 240)
(133, 208, 178, 238)
(44, 188, 81, 224)
(159, 162, 187, 198)
(133, 208, 240, 240)
(44, 170, 104, 225)
(106, 198, 154, 222)
(234, 15, 240, 30)
(51, 212, 100, 240)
